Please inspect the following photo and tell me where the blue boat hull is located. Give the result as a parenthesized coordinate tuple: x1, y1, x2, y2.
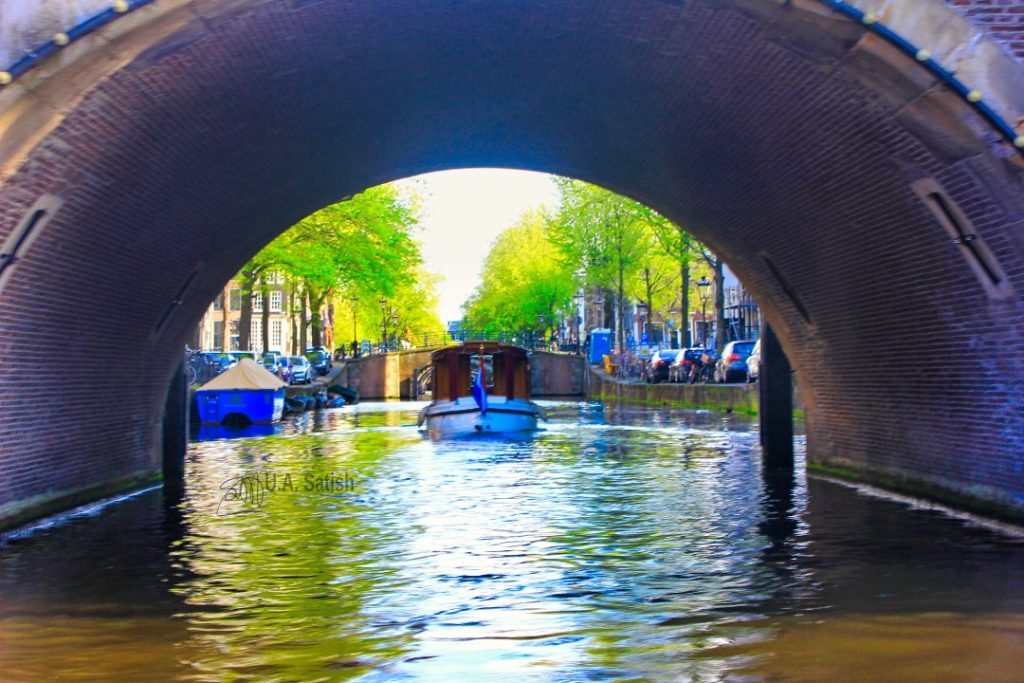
(195, 388, 285, 426)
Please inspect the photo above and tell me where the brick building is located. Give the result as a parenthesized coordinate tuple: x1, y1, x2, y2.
(195, 274, 332, 354)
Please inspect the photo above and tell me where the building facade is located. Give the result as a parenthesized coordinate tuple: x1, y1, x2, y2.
(195, 275, 310, 354)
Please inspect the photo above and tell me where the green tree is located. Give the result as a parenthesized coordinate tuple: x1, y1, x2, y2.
(463, 209, 575, 335)
(697, 247, 727, 352)
(627, 251, 679, 344)
(649, 220, 701, 347)
(335, 266, 445, 349)
(547, 179, 658, 351)
(238, 185, 423, 350)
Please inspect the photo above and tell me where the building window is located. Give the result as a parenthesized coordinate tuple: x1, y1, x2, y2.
(253, 292, 264, 313)
(251, 318, 263, 352)
(269, 290, 283, 313)
(229, 320, 240, 350)
(229, 288, 241, 311)
(213, 321, 224, 350)
(271, 320, 283, 350)
(212, 293, 224, 312)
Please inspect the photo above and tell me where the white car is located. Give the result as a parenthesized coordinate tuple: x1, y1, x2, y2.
(746, 338, 762, 382)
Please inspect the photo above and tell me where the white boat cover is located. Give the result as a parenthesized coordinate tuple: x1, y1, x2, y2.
(197, 358, 286, 391)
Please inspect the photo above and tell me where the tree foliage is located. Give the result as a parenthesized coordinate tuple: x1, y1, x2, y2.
(464, 177, 718, 351)
(237, 185, 442, 349)
(463, 210, 575, 334)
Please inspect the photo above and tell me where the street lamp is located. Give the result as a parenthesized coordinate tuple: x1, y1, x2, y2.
(697, 277, 711, 348)
(379, 297, 387, 352)
(350, 296, 359, 349)
(573, 292, 584, 354)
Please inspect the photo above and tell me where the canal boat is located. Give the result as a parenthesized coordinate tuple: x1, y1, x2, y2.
(195, 358, 286, 426)
(417, 342, 545, 435)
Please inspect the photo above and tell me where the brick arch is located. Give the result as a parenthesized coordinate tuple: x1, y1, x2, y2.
(0, 0, 1023, 526)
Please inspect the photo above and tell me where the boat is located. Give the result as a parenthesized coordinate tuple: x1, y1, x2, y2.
(327, 384, 359, 405)
(194, 358, 286, 426)
(417, 343, 545, 434)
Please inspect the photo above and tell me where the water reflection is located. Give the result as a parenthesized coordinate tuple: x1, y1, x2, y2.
(0, 401, 1022, 681)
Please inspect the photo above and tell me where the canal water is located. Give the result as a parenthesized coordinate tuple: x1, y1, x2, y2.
(1, 401, 1022, 681)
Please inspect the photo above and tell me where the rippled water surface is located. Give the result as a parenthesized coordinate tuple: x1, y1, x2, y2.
(1, 401, 1023, 682)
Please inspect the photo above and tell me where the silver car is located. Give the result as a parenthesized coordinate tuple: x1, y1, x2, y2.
(289, 356, 315, 384)
(746, 338, 762, 382)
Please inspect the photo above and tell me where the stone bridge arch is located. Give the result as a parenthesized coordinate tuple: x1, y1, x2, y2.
(1, 0, 1023, 526)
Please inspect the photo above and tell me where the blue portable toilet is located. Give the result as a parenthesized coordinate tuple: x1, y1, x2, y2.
(588, 328, 612, 364)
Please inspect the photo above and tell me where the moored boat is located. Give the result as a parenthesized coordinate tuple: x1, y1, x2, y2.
(417, 343, 544, 435)
(195, 358, 286, 426)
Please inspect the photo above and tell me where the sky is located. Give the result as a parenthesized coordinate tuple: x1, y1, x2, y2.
(397, 169, 560, 323)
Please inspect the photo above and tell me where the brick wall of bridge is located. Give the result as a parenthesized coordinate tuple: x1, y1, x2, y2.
(950, 0, 1024, 60)
(339, 350, 586, 400)
(0, 0, 1023, 529)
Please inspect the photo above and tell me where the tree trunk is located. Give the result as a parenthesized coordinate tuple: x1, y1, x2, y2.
(288, 285, 298, 355)
(239, 271, 254, 351)
(261, 280, 271, 352)
(680, 258, 690, 347)
(714, 259, 726, 353)
(300, 287, 308, 352)
(643, 267, 653, 343)
(309, 289, 325, 348)
(221, 284, 230, 352)
(617, 261, 625, 353)
(326, 302, 335, 352)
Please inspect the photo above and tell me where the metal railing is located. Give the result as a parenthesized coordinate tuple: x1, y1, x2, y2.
(366, 330, 567, 354)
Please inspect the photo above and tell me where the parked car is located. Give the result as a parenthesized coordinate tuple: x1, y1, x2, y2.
(203, 352, 235, 375)
(645, 349, 680, 384)
(305, 350, 332, 376)
(288, 356, 315, 384)
(262, 351, 284, 375)
(669, 348, 710, 382)
(715, 340, 757, 383)
(227, 351, 257, 365)
(188, 351, 230, 384)
(746, 339, 762, 382)
(277, 356, 292, 383)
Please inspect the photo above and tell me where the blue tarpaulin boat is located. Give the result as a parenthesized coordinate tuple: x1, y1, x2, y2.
(195, 358, 286, 426)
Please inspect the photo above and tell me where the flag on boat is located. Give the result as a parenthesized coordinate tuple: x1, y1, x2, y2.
(472, 360, 488, 416)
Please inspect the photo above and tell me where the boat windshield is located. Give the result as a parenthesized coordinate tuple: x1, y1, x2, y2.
(470, 354, 495, 388)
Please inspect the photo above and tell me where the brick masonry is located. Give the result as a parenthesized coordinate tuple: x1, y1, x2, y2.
(0, 0, 1023, 526)
(339, 350, 585, 399)
(950, 0, 1024, 60)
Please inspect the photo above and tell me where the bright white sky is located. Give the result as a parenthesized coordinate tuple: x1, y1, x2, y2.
(397, 169, 560, 323)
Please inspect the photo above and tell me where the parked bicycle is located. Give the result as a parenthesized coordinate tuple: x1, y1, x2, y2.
(688, 350, 718, 384)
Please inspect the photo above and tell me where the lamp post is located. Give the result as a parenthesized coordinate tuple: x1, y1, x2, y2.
(379, 297, 387, 352)
(573, 292, 584, 354)
(637, 301, 648, 346)
(697, 277, 711, 348)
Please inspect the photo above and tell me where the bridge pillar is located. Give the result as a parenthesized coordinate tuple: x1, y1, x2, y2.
(759, 325, 793, 469)
(162, 362, 188, 495)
